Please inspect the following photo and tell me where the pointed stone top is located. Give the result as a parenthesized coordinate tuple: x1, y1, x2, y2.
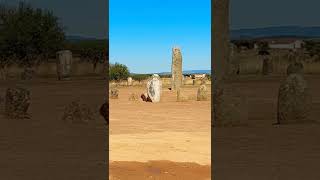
(173, 46, 181, 51)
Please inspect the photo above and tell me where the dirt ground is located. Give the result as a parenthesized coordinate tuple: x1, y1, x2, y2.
(2, 74, 320, 180)
(0, 77, 107, 180)
(213, 75, 320, 180)
(109, 85, 211, 180)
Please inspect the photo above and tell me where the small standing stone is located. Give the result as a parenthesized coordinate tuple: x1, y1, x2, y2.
(56, 50, 73, 80)
(177, 88, 188, 102)
(110, 88, 119, 99)
(277, 73, 312, 124)
(5, 87, 31, 119)
(147, 74, 162, 103)
(127, 77, 133, 86)
(262, 56, 273, 75)
(197, 85, 208, 101)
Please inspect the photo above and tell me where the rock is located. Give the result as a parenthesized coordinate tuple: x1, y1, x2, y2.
(127, 77, 133, 86)
(277, 74, 312, 124)
(262, 56, 273, 75)
(213, 83, 248, 127)
(56, 50, 73, 80)
(21, 67, 34, 80)
(171, 47, 183, 90)
(287, 62, 304, 75)
(62, 100, 95, 124)
(197, 85, 208, 101)
(128, 93, 139, 101)
(110, 88, 119, 99)
(5, 87, 31, 119)
(141, 93, 152, 102)
(177, 89, 188, 102)
(147, 74, 162, 103)
(99, 102, 108, 124)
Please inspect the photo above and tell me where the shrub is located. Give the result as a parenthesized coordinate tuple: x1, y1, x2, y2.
(109, 62, 130, 81)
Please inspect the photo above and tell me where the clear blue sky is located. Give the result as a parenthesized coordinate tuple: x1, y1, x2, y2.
(110, 0, 211, 74)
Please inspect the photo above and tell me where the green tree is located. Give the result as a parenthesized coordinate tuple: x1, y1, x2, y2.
(257, 41, 270, 55)
(109, 63, 130, 82)
(0, 2, 65, 69)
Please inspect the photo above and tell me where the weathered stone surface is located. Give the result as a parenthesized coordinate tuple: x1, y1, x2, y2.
(5, 87, 31, 119)
(287, 62, 304, 75)
(62, 100, 95, 124)
(110, 88, 119, 99)
(21, 67, 34, 80)
(213, 83, 248, 127)
(127, 77, 133, 86)
(177, 89, 188, 102)
(99, 102, 108, 124)
(56, 50, 73, 80)
(262, 55, 273, 75)
(171, 47, 183, 90)
(197, 85, 208, 101)
(277, 74, 312, 124)
(128, 93, 139, 101)
(147, 74, 162, 103)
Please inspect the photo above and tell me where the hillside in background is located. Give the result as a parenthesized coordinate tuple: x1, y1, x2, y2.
(231, 26, 320, 40)
(157, 70, 211, 75)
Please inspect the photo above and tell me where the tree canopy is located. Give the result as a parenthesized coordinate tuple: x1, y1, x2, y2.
(109, 63, 130, 81)
(0, 1, 65, 67)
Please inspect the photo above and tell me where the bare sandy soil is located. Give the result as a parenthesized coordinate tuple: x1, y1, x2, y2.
(109, 85, 211, 180)
(0, 78, 107, 180)
(213, 75, 320, 180)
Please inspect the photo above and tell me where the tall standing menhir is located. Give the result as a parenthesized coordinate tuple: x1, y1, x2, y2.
(171, 47, 183, 90)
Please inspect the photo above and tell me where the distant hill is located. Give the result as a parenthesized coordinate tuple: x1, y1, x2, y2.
(231, 26, 320, 40)
(66, 35, 107, 42)
(157, 70, 211, 75)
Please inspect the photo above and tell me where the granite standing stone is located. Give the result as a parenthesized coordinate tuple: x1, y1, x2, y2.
(56, 50, 73, 80)
(277, 73, 312, 124)
(147, 74, 162, 103)
(171, 47, 183, 90)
